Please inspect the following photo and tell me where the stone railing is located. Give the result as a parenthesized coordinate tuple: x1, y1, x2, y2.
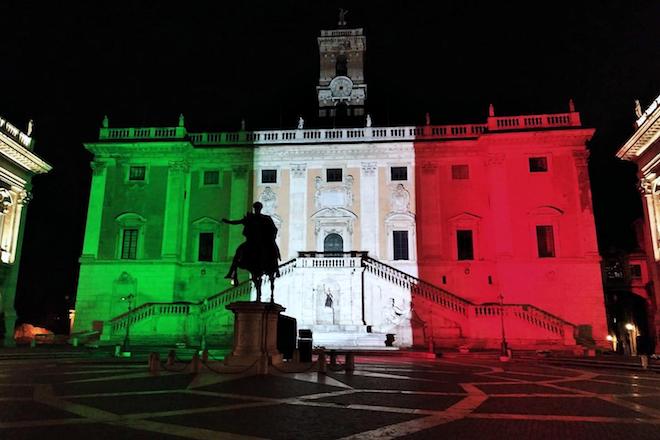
(362, 256, 471, 316)
(109, 302, 193, 334)
(99, 126, 186, 140)
(473, 303, 571, 337)
(97, 111, 581, 145)
(487, 112, 581, 131)
(0, 116, 33, 149)
(362, 256, 575, 337)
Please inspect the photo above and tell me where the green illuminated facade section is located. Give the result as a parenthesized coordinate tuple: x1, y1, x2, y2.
(74, 119, 254, 344)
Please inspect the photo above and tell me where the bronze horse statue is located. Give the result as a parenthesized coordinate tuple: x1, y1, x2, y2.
(223, 202, 281, 302)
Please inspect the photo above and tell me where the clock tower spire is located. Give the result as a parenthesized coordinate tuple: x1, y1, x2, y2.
(317, 12, 367, 120)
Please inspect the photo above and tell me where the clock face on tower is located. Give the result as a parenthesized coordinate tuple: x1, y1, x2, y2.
(329, 76, 353, 98)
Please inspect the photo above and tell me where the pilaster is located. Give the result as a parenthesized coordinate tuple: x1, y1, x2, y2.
(81, 160, 108, 258)
(486, 153, 513, 257)
(228, 165, 250, 254)
(360, 162, 378, 256)
(289, 163, 307, 259)
(161, 160, 189, 258)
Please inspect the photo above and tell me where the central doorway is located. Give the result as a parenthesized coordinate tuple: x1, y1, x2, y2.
(324, 233, 343, 256)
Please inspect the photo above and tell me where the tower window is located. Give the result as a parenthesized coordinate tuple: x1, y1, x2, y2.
(393, 231, 409, 260)
(391, 167, 408, 181)
(198, 232, 214, 262)
(128, 166, 146, 181)
(261, 169, 277, 184)
(327, 168, 342, 182)
(536, 225, 555, 258)
(452, 165, 469, 180)
(457, 230, 474, 260)
(529, 157, 548, 172)
(121, 229, 138, 260)
(630, 264, 642, 279)
(336, 54, 348, 77)
(203, 170, 219, 185)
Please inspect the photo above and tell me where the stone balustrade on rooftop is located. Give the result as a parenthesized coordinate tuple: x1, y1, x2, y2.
(97, 111, 582, 145)
(0, 116, 33, 150)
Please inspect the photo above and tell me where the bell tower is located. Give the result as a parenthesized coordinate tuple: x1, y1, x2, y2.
(317, 10, 367, 119)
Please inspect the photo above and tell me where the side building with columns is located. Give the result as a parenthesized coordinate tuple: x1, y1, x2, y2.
(617, 92, 660, 351)
(0, 116, 52, 346)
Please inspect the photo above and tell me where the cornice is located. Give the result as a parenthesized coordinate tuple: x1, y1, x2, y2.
(0, 133, 52, 175)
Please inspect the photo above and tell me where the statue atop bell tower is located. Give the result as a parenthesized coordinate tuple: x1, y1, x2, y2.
(316, 11, 367, 120)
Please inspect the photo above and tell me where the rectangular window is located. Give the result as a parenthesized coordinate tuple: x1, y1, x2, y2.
(391, 166, 408, 181)
(393, 231, 409, 260)
(529, 157, 548, 172)
(121, 229, 138, 260)
(452, 164, 469, 180)
(128, 166, 146, 181)
(203, 170, 219, 185)
(198, 232, 214, 262)
(536, 225, 555, 258)
(457, 230, 474, 260)
(327, 168, 342, 182)
(261, 169, 277, 184)
(631, 264, 642, 279)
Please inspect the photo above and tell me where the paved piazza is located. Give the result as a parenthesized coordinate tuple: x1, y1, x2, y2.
(1, 348, 660, 439)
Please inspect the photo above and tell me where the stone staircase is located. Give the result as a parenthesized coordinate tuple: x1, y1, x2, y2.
(361, 257, 578, 349)
(100, 254, 581, 351)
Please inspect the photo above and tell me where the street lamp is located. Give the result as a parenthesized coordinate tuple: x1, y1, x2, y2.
(121, 294, 135, 353)
(498, 293, 509, 359)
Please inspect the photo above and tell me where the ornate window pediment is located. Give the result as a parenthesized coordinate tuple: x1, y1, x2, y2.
(314, 175, 354, 209)
(528, 206, 563, 217)
(448, 212, 482, 224)
(115, 212, 146, 227)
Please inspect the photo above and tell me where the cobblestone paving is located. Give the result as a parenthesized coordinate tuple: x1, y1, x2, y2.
(1, 349, 660, 439)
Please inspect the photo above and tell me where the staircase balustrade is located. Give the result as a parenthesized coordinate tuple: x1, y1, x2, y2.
(106, 254, 576, 342)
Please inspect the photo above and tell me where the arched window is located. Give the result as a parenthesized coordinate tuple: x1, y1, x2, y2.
(336, 55, 347, 77)
(324, 233, 343, 255)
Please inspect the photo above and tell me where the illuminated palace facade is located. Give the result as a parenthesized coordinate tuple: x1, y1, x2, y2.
(0, 117, 51, 346)
(73, 25, 607, 349)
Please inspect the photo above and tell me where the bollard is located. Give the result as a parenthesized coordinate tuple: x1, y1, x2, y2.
(293, 349, 300, 363)
(201, 349, 209, 363)
(30, 339, 36, 348)
(190, 352, 201, 374)
(167, 349, 176, 366)
(317, 349, 326, 374)
(71, 337, 78, 348)
(346, 352, 355, 372)
(148, 352, 160, 374)
(114, 345, 121, 357)
(330, 351, 338, 368)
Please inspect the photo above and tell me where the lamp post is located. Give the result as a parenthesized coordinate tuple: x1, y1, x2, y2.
(121, 294, 135, 353)
(498, 293, 509, 359)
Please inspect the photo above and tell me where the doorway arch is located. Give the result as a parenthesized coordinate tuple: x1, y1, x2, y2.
(324, 233, 343, 255)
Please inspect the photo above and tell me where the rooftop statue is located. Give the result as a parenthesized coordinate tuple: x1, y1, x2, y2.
(338, 8, 348, 27)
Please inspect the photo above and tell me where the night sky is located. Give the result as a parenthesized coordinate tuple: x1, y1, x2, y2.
(1, 1, 659, 332)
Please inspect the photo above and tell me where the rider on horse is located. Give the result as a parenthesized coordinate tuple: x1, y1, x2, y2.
(222, 202, 281, 302)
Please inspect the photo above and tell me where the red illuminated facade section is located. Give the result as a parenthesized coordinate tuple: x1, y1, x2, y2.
(414, 108, 607, 347)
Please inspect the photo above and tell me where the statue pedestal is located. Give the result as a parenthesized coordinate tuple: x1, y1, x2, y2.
(224, 301, 285, 374)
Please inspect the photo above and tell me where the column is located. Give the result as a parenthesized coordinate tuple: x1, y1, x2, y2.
(2, 189, 30, 346)
(289, 163, 307, 258)
(360, 162, 378, 256)
(81, 160, 108, 258)
(161, 161, 188, 258)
